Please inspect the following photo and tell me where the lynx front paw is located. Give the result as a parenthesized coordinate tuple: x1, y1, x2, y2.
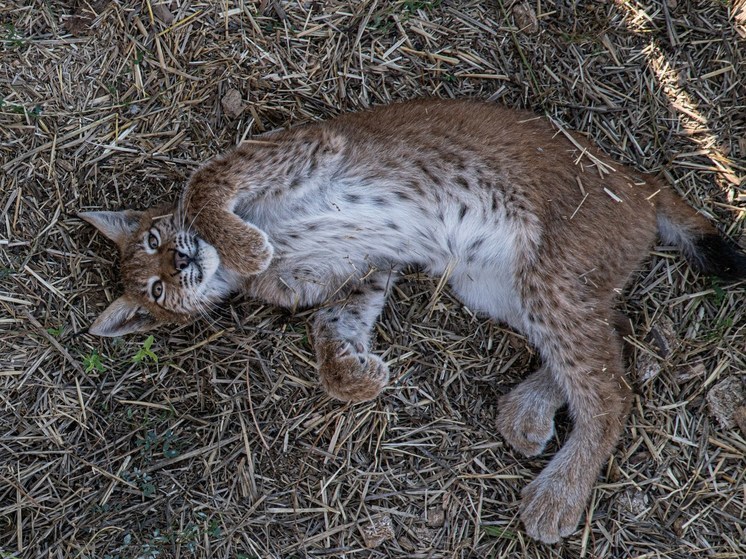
(217, 225, 274, 277)
(497, 385, 557, 457)
(520, 471, 585, 544)
(318, 341, 389, 403)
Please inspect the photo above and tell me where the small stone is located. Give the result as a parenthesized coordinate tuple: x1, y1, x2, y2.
(360, 515, 394, 548)
(513, 2, 539, 35)
(152, 2, 175, 24)
(706, 376, 746, 429)
(672, 516, 685, 537)
(617, 488, 649, 517)
(426, 507, 444, 528)
(636, 352, 661, 383)
(221, 89, 245, 119)
(733, 405, 746, 434)
(677, 362, 706, 383)
(647, 316, 678, 358)
(413, 526, 438, 543)
(398, 535, 415, 552)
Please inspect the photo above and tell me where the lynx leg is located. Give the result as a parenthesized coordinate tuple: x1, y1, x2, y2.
(496, 365, 565, 456)
(497, 310, 630, 457)
(313, 272, 396, 402)
(181, 158, 274, 277)
(519, 314, 631, 543)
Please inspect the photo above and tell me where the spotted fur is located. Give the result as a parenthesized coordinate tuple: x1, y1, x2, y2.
(80, 99, 745, 544)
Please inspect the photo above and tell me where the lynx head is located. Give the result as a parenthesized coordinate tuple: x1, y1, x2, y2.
(79, 207, 231, 337)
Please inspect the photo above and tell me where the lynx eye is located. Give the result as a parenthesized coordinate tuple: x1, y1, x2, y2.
(147, 231, 160, 250)
(151, 280, 164, 300)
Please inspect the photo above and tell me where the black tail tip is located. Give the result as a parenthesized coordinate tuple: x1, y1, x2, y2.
(691, 234, 746, 281)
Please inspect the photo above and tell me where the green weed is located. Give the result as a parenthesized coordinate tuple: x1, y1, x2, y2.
(0, 98, 43, 119)
(122, 467, 156, 498)
(137, 428, 182, 461)
(83, 350, 105, 373)
(2, 23, 25, 48)
(133, 335, 158, 364)
(481, 524, 516, 539)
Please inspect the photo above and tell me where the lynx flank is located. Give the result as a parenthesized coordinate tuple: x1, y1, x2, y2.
(80, 99, 746, 544)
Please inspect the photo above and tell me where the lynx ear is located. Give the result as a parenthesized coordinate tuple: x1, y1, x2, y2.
(78, 211, 144, 247)
(89, 295, 158, 337)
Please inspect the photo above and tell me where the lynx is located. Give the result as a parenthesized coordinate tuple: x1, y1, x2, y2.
(80, 100, 746, 544)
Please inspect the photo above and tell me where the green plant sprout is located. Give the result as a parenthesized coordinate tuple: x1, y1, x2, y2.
(133, 335, 158, 364)
(83, 351, 105, 373)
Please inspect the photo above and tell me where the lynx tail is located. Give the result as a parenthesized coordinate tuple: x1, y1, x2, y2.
(655, 187, 746, 281)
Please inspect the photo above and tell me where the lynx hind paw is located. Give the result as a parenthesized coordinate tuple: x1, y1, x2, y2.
(218, 225, 274, 276)
(319, 342, 390, 403)
(520, 471, 585, 544)
(496, 387, 556, 457)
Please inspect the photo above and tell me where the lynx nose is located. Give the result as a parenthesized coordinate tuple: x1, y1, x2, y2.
(174, 250, 192, 271)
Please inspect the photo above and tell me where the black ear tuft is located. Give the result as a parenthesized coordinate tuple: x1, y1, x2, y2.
(691, 234, 746, 281)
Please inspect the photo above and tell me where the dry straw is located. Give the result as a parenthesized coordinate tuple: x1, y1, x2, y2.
(1, 1, 744, 558)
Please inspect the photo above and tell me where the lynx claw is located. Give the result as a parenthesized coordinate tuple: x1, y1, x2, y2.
(336, 340, 366, 358)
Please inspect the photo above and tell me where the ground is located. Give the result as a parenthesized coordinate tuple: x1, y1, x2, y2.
(1, 1, 745, 558)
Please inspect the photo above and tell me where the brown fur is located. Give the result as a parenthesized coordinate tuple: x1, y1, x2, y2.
(80, 99, 746, 544)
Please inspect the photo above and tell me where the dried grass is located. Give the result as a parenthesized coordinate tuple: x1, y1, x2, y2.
(1, 1, 745, 558)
